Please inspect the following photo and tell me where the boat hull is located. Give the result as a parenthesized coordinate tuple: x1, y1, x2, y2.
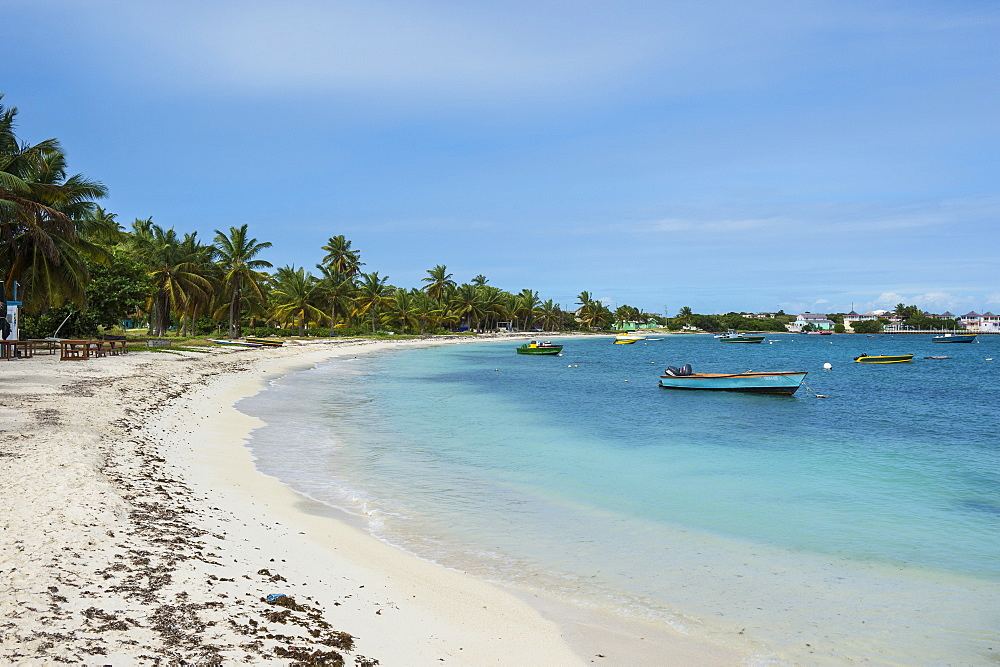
(245, 338, 284, 347)
(207, 339, 263, 347)
(854, 354, 914, 364)
(718, 336, 765, 343)
(932, 334, 977, 343)
(658, 371, 807, 394)
(613, 339, 639, 344)
(516, 346, 563, 355)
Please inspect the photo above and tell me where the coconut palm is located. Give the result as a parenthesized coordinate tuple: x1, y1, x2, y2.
(450, 283, 490, 332)
(536, 299, 562, 332)
(513, 289, 541, 331)
(352, 272, 392, 333)
(576, 291, 612, 331)
(270, 266, 324, 336)
(421, 264, 456, 302)
(213, 224, 273, 338)
(471, 274, 489, 287)
(411, 289, 442, 334)
(1, 98, 109, 311)
(387, 288, 423, 334)
(477, 285, 510, 332)
(320, 235, 364, 277)
(79, 206, 124, 245)
(316, 263, 356, 335)
(129, 224, 213, 336)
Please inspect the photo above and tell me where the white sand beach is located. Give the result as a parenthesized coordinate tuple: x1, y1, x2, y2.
(0, 337, 743, 665)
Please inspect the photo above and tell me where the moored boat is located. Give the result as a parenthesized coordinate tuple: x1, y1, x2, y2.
(853, 353, 914, 364)
(516, 340, 563, 355)
(658, 365, 807, 394)
(612, 338, 640, 344)
(931, 333, 977, 343)
(716, 329, 766, 343)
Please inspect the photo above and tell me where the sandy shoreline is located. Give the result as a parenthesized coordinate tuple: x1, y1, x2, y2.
(0, 337, 744, 665)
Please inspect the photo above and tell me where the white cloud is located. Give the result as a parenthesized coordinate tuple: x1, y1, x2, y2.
(70, 0, 868, 104)
(861, 291, 978, 314)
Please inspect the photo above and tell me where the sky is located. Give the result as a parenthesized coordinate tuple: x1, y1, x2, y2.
(3, 0, 998, 316)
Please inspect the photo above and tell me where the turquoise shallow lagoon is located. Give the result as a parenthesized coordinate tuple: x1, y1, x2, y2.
(240, 334, 1000, 662)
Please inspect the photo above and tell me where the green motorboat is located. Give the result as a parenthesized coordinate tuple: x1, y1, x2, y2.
(516, 340, 563, 355)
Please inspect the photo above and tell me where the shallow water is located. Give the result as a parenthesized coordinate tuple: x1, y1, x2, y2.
(240, 334, 1000, 662)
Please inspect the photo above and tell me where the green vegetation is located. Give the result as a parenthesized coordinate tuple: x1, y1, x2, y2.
(852, 319, 884, 334)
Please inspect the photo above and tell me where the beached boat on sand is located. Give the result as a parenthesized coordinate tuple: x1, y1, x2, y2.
(854, 354, 914, 364)
(716, 329, 766, 343)
(516, 340, 563, 355)
(658, 365, 807, 394)
(207, 339, 263, 348)
(932, 333, 977, 343)
(245, 337, 284, 347)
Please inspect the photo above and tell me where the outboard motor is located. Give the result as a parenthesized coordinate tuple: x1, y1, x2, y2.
(680, 364, 693, 376)
(665, 366, 681, 376)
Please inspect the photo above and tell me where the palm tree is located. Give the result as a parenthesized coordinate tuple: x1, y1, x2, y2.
(387, 288, 423, 334)
(472, 285, 508, 332)
(421, 264, 456, 302)
(411, 289, 442, 334)
(213, 224, 273, 338)
(1, 97, 109, 312)
(678, 306, 693, 327)
(270, 266, 324, 336)
(576, 291, 612, 331)
(128, 224, 213, 336)
(79, 206, 124, 245)
(537, 299, 562, 332)
(352, 271, 392, 333)
(513, 289, 541, 331)
(450, 283, 490, 332)
(320, 235, 364, 277)
(471, 274, 489, 287)
(316, 263, 356, 335)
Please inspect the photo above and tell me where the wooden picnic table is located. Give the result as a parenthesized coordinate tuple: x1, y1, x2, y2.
(60, 339, 99, 360)
(0, 340, 33, 360)
(105, 339, 128, 355)
(26, 339, 60, 355)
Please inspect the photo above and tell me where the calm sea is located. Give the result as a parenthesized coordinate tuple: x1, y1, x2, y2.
(239, 334, 1000, 663)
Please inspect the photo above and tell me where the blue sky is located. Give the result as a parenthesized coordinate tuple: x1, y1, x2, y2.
(3, 0, 998, 315)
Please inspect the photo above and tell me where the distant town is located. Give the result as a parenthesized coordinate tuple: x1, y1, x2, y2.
(615, 306, 999, 334)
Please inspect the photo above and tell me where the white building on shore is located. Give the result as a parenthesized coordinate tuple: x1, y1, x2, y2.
(789, 312, 836, 332)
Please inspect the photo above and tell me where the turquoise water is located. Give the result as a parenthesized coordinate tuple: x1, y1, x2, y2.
(241, 335, 1000, 663)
